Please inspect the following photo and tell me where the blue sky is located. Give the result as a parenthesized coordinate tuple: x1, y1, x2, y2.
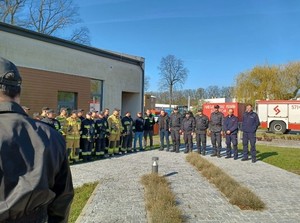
(73, 0, 300, 91)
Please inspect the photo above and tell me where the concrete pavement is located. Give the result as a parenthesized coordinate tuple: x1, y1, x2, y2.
(71, 146, 300, 223)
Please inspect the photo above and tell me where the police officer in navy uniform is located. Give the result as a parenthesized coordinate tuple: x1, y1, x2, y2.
(195, 108, 209, 155)
(241, 104, 260, 163)
(81, 111, 96, 162)
(209, 105, 224, 157)
(223, 108, 239, 159)
(0, 57, 73, 222)
(169, 106, 182, 152)
(181, 111, 196, 153)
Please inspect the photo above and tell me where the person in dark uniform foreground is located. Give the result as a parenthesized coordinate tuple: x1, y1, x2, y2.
(0, 57, 74, 223)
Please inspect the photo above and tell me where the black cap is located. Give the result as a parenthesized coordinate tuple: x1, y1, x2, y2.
(214, 105, 220, 109)
(186, 111, 192, 115)
(0, 57, 22, 87)
(46, 109, 54, 114)
(42, 106, 49, 111)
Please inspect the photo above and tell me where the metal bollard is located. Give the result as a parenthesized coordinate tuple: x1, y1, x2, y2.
(152, 157, 159, 173)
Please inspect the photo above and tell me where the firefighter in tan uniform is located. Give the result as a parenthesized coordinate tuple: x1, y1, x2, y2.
(66, 110, 81, 163)
(107, 108, 123, 155)
(55, 107, 68, 138)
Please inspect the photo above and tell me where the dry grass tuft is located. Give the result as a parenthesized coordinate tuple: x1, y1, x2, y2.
(186, 153, 265, 211)
(141, 173, 183, 223)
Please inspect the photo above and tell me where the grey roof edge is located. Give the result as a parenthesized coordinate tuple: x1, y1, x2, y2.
(0, 22, 145, 66)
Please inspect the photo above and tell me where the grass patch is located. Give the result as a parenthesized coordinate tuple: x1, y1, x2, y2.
(141, 173, 183, 223)
(256, 145, 300, 175)
(186, 153, 265, 211)
(68, 182, 99, 223)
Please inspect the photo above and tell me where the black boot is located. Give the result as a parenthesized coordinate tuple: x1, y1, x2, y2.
(217, 150, 221, 158)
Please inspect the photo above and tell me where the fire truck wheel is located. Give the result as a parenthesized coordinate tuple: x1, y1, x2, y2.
(270, 121, 286, 134)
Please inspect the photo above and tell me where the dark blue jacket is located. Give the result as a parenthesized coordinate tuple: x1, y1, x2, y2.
(223, 115, 238, 135)
(133, 116, 144, 132)
(242, 111, 260, 133)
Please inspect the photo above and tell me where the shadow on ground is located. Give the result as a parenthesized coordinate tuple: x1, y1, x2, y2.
(257, 151, 278, 160)
(163, 172, 178, 177)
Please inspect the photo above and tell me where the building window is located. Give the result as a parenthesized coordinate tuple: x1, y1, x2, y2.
(90, 79, 103, 112)
(57, 91, 77, 112)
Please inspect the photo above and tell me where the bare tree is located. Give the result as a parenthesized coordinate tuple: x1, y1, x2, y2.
(158, 55, 188, 108)
(69, 26, 91, 45)
(205, 85, 221, 98)
(0, 0, 26, 24)
(26, 0, 78, 35)
(144, 75, 150, 92)
(220, 86, 234, 98)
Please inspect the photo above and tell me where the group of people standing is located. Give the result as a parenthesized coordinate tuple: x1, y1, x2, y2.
(28, 106, 158, 163)
(157, 104, 260, 163)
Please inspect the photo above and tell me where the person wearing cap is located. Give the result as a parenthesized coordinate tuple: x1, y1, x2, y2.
(40, 106, 49, 119)
(0, 57, 73, 222)
(181, 111, 196, 153)
(41, 109, 62, 133)
(77, 109, 85, 156)
(158, 110, 170, 151)
(241, 104, 260, 163)
(95, 111, 109, 159)
(80, 111, 96, 162)
(103, 108, 110, 149)
(107, 108, 123, 155)
(91, 109, 99, 121)
(223, 108, 239, 159)
(169, 106, 183, 152)
(56, 107, 68, 138)
(77, 109, 85, 121)
(143, 109, 155, 150)
(208, 105, 224, 158)
(195, 108, 209, 155)
(66, 110, 81, 163)
(133, 112, 145, 151)
(121, 111, 134, 153)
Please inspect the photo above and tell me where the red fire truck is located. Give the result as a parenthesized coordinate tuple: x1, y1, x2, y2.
(256, 100, 300, 133)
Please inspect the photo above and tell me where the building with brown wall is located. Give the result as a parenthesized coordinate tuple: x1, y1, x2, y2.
(0, 22, 145, 117)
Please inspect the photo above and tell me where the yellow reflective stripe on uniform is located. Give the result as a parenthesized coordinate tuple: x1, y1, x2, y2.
(81, 135, 93, 139)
